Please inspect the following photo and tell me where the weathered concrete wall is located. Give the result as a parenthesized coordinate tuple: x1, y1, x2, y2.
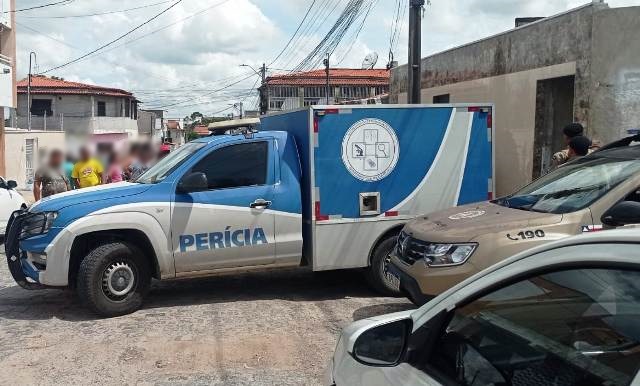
(391, 3, 602, 126)
(590, 6, 640, 143)
(4, 130, 66, 189)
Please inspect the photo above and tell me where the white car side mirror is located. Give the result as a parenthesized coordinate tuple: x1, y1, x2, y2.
(348, 317, 412, 366)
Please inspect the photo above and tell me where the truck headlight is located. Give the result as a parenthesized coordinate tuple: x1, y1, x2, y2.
(20, 212, 58, 239)
(423, 243, 477, 267)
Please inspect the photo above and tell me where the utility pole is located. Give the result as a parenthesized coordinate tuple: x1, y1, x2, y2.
(241, 63, 269, 115)
(323, 53, 330, 104)
(27, 52, 37, 131)
(260, 63, 267, 115)
(408, 0, 424, 104)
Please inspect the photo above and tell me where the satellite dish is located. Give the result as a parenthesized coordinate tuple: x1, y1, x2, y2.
(362, 52, 378, 69)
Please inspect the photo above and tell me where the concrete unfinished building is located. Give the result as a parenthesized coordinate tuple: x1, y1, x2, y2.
(390, 1, 640, 196)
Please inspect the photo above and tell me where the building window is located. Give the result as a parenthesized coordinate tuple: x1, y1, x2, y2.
(125, 100, 130, 118)
(269, 100, 284, 110)
(270, 86, 297, 98)
(433, 94, 450, 104)
(303, 99, 319, 106)
(31, 99, 52, 116)
(97, 101, 106, 117)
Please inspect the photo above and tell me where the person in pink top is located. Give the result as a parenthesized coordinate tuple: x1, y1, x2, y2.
(106, 150, 124, 183)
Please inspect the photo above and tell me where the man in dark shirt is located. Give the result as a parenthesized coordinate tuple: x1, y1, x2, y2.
(33, 149, 69, 201)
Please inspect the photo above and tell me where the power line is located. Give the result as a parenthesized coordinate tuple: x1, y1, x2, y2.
(18, 0, 173, 19)
(18, 20, 253, 96)
(5, 0, 73, 13)
(277, 0, 338, 70)
(146, 73, 258, 110)
(268, 0, 317, 66)
(38, 0, 184, 74)
(48, 0, 233, 71)
(336, 0, 379, 65)
(292, 0, 374, 72)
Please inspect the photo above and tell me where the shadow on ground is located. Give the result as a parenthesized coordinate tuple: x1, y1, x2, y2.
(0, 268, 410, 322)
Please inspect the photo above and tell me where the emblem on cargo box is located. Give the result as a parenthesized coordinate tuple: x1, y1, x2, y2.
(341, 118, 400, 182)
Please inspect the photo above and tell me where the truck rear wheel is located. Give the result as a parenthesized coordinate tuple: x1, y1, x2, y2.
(365, 235, 401, 296)
(77, 242, 150, 317)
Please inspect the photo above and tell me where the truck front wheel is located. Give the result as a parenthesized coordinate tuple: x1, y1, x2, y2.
(364, 235, 401, 296)
(77, 242, 151, 317)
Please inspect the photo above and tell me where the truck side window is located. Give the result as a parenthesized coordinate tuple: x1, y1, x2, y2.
(419, 268, 640, 386)
(192, 141, 268, 190)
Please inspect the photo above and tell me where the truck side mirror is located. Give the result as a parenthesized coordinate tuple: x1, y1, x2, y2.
(601, 201, 640, 227)
(352, 318, 411, 366)
(6, 180, 17, 189)
(177, 172, 208, 193)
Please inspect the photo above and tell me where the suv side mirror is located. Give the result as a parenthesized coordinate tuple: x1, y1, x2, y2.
(601, 201, 640, 227)
(352, 318, 411, 366)
(177, 172, 208, 193)
(6, 180, 17, 189)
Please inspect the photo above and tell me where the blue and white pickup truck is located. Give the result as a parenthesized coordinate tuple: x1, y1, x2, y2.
(5, 105, 494, 316)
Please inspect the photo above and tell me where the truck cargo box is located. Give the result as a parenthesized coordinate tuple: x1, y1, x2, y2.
(261, 105, 494, 271)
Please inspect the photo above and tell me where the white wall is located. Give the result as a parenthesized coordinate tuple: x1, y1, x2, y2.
(3, 130, 66, 190)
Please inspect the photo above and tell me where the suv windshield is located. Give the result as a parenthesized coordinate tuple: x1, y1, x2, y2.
(135, 142, 206, 184)
(495, 157, 640, 214)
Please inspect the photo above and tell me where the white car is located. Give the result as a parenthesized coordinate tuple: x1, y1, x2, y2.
(327, 228, 640, 386)
(0, 177, 26, 235)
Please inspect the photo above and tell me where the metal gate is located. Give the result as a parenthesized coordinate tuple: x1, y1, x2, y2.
(25, 138, 35, 189)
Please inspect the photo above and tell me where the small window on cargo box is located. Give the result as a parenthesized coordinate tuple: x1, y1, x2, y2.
(433, 94, 450, 104)
(97, 101, 106, 116)
(31, 99, 52, 116)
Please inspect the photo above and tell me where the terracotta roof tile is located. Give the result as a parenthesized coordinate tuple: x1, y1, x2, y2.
(265, 68, 389, 87)
(17, 75, 134, 98)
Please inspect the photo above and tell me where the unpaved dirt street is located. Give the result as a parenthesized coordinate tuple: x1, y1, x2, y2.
(0, 251, 413, 385)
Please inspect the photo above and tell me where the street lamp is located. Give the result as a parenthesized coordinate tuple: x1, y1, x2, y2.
(240, 64, 267, 115)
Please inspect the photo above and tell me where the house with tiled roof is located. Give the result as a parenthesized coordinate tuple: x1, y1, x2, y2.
(259, 68, 389, 113)
(16, 75, 139, 147)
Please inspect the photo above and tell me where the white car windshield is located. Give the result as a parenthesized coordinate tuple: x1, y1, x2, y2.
(495, 157, 640, 214)
(136, 142, 206, 184)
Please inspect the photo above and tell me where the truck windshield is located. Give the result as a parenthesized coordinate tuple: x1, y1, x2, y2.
(135, 142, 206, 184)
(495, 157, 640, 214)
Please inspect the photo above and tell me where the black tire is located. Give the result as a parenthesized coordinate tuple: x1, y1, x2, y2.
(364, 235, 402, 296)
(77, 242, 150, 317)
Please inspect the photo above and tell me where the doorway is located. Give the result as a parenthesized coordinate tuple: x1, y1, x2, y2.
(533, 75, 575, 178)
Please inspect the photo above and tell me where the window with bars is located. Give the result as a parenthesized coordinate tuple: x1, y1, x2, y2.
(270, 87, 297, 98)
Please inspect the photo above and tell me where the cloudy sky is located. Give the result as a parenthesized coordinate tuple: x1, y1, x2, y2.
(15, 0, 640, 117)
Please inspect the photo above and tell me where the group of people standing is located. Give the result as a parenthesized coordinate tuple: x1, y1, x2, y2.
(33, 142, 164, 201)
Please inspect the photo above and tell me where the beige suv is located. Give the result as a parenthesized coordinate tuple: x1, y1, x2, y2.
(388, 135, 640, 305)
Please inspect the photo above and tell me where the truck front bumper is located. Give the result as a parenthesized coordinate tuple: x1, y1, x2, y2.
(4, 210, 71, 288)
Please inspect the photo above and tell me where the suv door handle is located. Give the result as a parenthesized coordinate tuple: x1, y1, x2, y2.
(250, 199, 272, 209)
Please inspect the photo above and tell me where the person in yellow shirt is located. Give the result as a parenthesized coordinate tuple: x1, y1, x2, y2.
(72, 147, 104, 188)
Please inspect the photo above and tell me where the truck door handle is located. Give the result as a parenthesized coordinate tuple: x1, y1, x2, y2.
(250, 199, 271, 209)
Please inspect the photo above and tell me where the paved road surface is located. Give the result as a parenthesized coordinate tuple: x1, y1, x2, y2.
(0, 251, 413, 385)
